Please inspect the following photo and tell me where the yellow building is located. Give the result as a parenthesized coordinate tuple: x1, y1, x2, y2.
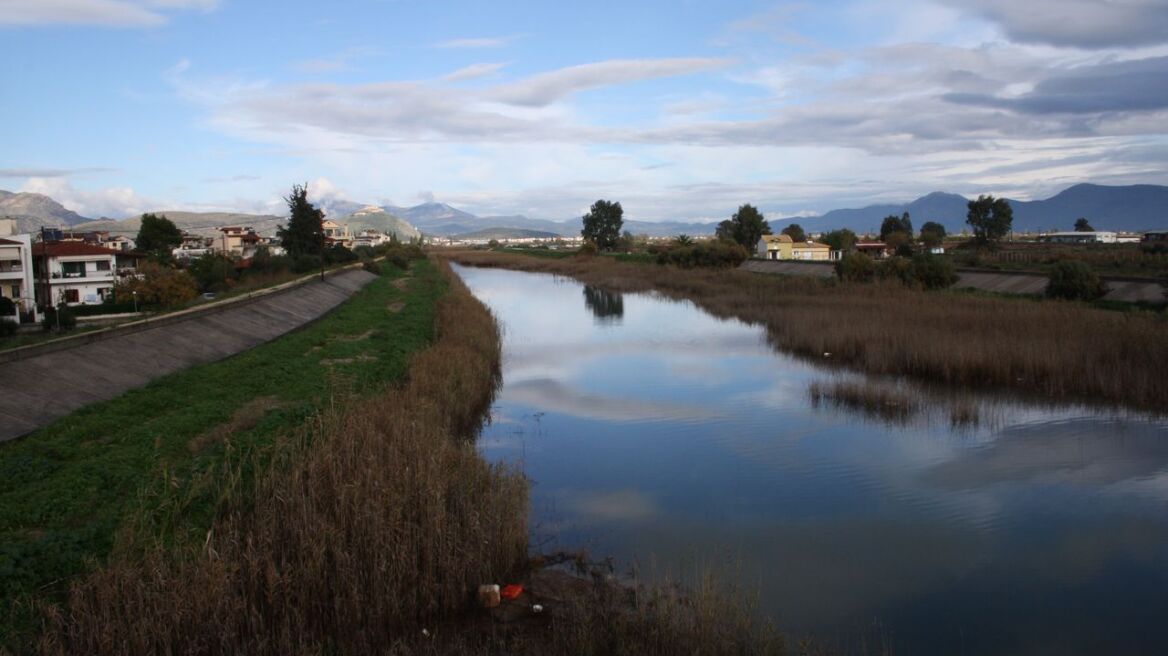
(757, 234, 832, 261)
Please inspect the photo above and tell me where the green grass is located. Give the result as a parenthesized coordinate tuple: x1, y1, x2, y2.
(0, 258, 443, 649)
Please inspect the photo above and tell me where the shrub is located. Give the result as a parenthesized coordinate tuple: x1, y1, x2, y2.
(909, 253, 959, 289)
(1046, 260, 1106, 301)
(292, 254, 322, 274)
(0, 319, 17, 338)
(577, 241, 599, 256)
(656, 241, 748, 268)
(42, 304, 77, 332)
(876, 256, 913, 284)
(114, 262, 199, 308)
(0, 297, 14, 316)
(361, 258, 382, 275)
(323, 244, 357, 265)
(835, 252, 876, 282)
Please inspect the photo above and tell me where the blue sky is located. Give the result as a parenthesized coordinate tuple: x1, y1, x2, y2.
(1, 0, 1166, 222)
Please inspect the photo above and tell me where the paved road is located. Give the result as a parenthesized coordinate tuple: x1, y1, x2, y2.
(0, 269, 378, 443)
(741, 259, 1166, 303)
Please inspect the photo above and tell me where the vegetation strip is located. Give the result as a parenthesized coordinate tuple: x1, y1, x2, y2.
(0, 254, 439, 650)
(446, 250, 1168, 411)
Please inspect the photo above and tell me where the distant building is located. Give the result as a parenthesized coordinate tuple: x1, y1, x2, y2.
(854, 241, 892, 259)
(32, 241, 143, 307)
(214, 226, 262, 258)
(757, 234, 793, 259)
(791, 240, 832, 261)
(321, 219, 352, 248)
(1038, 231, 1118, 244)
(1142, 231, 1168, 244)
(0, 235, 39, 323)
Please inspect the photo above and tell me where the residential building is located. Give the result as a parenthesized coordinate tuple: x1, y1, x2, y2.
(855, 241, 892, 259)
(322, 219, 352, 247)
(351, 229, 392, 250)
(0, 234, 38, 323)
(757, 234, 793, 259)
(32, 241, 142, 307)
(791, 240, 832, 261)
(214, 226, 262, 258)
(1038, 231, 1118, 244)
(1142, 231, 1168, 244)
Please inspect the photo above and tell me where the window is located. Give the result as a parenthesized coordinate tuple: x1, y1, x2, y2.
(62, 262, 85, 278)
(95, 260, 111, 271)
(64, 289, 80, 303)
(10, 285, 19, 298)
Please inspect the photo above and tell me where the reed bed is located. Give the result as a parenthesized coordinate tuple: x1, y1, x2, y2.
(445, 251, 1168, 411)
(41, 260, 528, 654)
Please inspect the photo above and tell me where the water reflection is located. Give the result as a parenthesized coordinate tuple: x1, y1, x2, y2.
(454, 264, 1168, 655)
(582, 285, 624, 324)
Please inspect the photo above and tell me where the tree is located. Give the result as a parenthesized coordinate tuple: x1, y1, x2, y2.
(919, 221, 947, 248)
(1074, 217, 1094, 232)
(1046, 261, 1106, 301)
(880, 212, 912, 242)
(673, 234, 694, 246)
(135, 213, 183, 262)
(581, 199, 623, 250)
(279, 183, 325, 258)
(821, 228, 857, 252)
(716, 204, 771, 249)
(780, 223, 806, 243)
(966, 195, 1013, 245)
(114, 261, 198, 307)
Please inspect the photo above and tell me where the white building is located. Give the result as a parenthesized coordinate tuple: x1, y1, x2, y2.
(0, 235, 38, 323)
(1038, 231, 1118, 244)
(33, 241, 141, 307)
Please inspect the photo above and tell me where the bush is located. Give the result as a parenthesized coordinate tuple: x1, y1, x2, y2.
(876, 256, 913, 284)
(0, 319, 17, 338)
(1046, 260, 1106, 301)
(655, 241, 748, 268)
(42, 304, 77, 332)
(909, 253, 959, 289)
(577, 241, 598, 256)
(292, 254, 322, 274)
(0, 297, 14, 316)
(114, 263, 199, 308)
(361, 258, 382, 275)
(835, 252, 876, 282)
(323, 244, 357, 265)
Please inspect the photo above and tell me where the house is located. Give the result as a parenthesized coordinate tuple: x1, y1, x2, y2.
(1142, 231, 1168, 244)
(351, 229, 392, 250)
(1038, 231, 1118, 244)
(855, 241, 892, 259)
(0, 235, 39, 323)
(214, 226, 262, 258)
(757, 234, 793, 259)
(791, 240, 832, 261)
(32, 241, 142, 307)
(321, 219, 352, 247)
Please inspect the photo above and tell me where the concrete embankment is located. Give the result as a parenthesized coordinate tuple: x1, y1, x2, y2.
(0, 269, 377, 442)
(740, 259, 1166, 303)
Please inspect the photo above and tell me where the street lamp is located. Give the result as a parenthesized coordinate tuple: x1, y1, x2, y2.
(132, 291, 138, 314)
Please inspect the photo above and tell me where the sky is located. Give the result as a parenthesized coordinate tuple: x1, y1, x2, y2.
(1, 0, 1166, 222)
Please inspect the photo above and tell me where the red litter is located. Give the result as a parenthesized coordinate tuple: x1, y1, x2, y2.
(500, 584, 524, 600)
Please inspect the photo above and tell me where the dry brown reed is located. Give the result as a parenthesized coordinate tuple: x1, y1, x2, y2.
(41, 260, 528, 655)
(445, 251, 1168, 411)
(809, 380, 919, 424)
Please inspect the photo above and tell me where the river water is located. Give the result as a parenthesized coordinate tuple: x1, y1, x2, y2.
(455, 264, 1168, 655)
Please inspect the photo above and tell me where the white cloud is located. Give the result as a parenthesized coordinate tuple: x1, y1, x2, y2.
(940, 0, 1168, 49)
(19, 177, 154, 218)
(489, 58, 733, 107)
(0, 0, 218, 27)
(441, 62, 507, 83)
(432, 35, 518, 49)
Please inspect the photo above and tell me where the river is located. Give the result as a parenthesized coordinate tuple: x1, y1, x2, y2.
(455, 264, 1168, 655)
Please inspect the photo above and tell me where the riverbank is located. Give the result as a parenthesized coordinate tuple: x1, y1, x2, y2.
(0, 255, 436, 650)
(445, 250, 1168, 412)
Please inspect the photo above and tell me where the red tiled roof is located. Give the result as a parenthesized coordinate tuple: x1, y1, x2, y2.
(32, 241, 121, 257)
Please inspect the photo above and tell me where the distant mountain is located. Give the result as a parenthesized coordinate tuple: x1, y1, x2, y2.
(792, 184, 1168, 235)
(74, 211, 285, 237)
(0, 190, 91, 232)
(334, 206, 420, 241)
(383, 202, 477, 231)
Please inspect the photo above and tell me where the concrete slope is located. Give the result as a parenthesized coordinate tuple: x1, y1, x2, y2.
(741, 259, 1165, 303)
(0, 269, 377, 443)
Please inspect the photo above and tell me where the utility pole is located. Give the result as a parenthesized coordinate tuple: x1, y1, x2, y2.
(39, 226, 51, 326)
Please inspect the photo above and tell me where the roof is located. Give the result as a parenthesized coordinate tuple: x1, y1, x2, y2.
(793, 241, 830, 249)
(32, 241, 122, 257)
(0, 238, 23, 246)
(761, 234, 793, 244)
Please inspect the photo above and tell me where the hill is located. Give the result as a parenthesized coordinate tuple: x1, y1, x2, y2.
(791, 184, 1168, 235)
(0, 190, 91, 232)
(74, 211, 285, 237)
(334, 206, 420, 241)
(452, 227, 562, 240)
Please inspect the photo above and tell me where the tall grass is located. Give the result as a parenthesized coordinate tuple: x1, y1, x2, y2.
(445, 251, 1168, 411)
(41, 260, 528, 654)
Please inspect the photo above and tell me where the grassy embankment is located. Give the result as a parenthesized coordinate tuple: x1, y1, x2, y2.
(8, 254, 785, 655)
(446, 250, 1168, 412)
(0, 256, 440, 649)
